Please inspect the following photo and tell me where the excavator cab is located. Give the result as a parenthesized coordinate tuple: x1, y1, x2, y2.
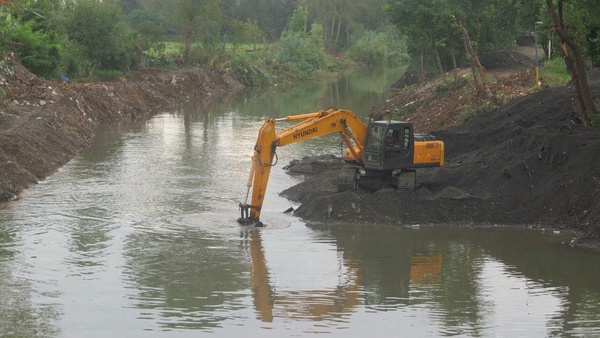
(337, 120, 444, 192)
(363, 121, 415, 171)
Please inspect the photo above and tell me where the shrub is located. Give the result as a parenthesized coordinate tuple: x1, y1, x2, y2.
(276, 31, 325, 73)
(9, 21, 60, 78)
(346, 29, 408, 66)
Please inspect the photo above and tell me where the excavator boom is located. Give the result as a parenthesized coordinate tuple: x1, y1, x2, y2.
(238, 108, 367, 224)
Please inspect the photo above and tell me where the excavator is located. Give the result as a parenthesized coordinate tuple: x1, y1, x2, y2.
(238, 108, 444, 225)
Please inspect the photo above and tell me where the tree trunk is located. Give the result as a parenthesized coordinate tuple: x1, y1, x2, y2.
(334, 16, 342, 50)
(451, 47, 458, 81)
(329, 7, 336, 50)
(184, 20, 194, 65)
(432, 38, 446, 82)
(323, 17, 330, 49)
(460, 23, 495, 101)
(546, 0, 597, 124)
(346, 23, 350, 48)
(420, 50, 425, 83)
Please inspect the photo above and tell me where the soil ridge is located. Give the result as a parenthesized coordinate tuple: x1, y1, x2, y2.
(0, 52, 245, 201)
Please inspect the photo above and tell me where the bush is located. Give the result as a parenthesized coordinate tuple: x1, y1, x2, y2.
(226, 54, 273, 86)
(346, 29, 408, 66)
(0, 10, 60, 78)
(276, 31, 325, 73)
(10, 22, 60, 77)
(64, 0, 137, 71)
(590, 113, 600, 128)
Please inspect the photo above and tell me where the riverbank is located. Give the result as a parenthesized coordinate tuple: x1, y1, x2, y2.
(280, 57, 600, 250)
(2, 49, 600, 250)
(0, 52, 245, 202)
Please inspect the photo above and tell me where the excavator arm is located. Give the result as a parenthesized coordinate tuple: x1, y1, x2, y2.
(238, 108, 368, 225)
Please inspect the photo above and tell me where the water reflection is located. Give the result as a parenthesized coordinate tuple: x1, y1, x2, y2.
(122, 225, 248, 330)
(218, 67, 406, 119)
(0, 215, 60, 337)
(244, 228, 362, 323)
(324, 225, 600, 336)
(472, 228, 600, 337)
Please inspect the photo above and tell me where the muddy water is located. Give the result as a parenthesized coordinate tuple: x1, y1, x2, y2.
(1, 68, 600, 337)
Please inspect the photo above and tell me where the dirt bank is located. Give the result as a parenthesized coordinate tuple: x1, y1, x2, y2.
(0, 52, 245, 202)
(281, 50, 600, 249)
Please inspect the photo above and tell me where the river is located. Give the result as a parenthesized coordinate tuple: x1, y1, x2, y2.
(1, 67, 600, 337)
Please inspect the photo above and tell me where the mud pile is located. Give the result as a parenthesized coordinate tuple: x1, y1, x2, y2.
(282, 69, 600, 246)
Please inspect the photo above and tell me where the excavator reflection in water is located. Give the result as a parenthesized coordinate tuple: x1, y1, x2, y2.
(241, 229, 443, 322)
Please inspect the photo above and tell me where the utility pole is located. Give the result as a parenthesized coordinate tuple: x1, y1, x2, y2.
(534, 21, 543, 88)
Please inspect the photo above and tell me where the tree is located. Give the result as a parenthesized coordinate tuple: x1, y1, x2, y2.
(386, 0, 531, 73)
(286, 6, 308, 35)
(0, 1, 62, 77)
(545, 0, 598, 125)
(64, 0, 136, 71)
(226, 19, 264, 50)
(385, 0, 448, 79)
(170, 0, 221, 65)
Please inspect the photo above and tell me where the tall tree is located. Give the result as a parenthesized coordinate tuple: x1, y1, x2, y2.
(170, 0, 221, 65)
(386, 0, 533, 75)
(63, 0, 135, 71)
(545, 0, 597, 124)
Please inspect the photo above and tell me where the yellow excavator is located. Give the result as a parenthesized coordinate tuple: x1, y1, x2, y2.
(238, 108, 444, 225)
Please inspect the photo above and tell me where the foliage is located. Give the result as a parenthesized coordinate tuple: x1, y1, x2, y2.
(436, 75, 468, 91)
(458, 98, 498, 124)
(165, 0, 222, 65)
(63, 0, 137, 71)
(540, 0, 600, 68)
(541, 57, 570, 86)
(276, 29, 325, 74)
(346, 29, 408, 66)
(58, 39, 93, 78)
(392, 108, 407, 119)
(8, 21, 60, 77)
(225, 19, 265, 50)
(274, 5, 326, 75)
(225, 53, 273, 86)
(589, 113, 600, 128)
(223, 0, 296, 41)
(0, 9, 18, 51)
(286, 6, 308, 34)
(0, 3, 63, 77)
(301, 0, 390, 50)
(133, 20, 167, 67)
(385, 0, 536, 72)
(544, 0, 598, 122)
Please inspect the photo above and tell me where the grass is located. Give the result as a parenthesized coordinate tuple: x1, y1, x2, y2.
(541, 58, 571, 86)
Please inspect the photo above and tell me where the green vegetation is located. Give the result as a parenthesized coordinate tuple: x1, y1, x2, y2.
(0, 0, 400, 85)
(458, 98, 498, 124)
(392, 108, 407, 120)
(0, 0, 598, 119)
(541, 58, 571, 86)
(590, 113, 600, 127)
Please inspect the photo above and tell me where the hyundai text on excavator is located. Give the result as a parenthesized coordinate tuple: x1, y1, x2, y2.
(238, 108, 444, 225)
